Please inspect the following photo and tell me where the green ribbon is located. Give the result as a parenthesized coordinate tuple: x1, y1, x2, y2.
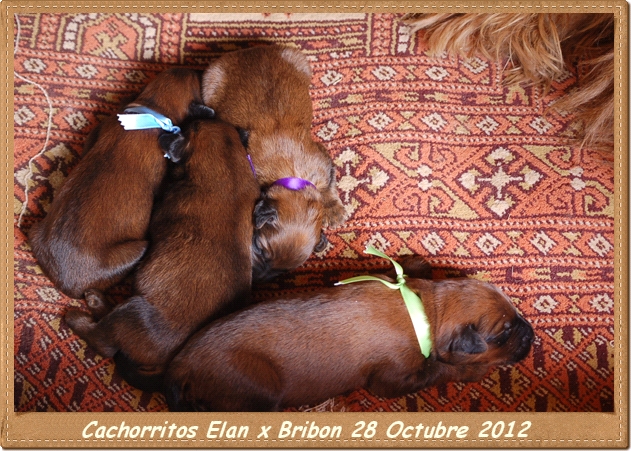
(336, 246, 432, 358)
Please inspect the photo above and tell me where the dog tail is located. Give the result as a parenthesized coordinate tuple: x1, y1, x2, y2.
(113, 352, 165, 393)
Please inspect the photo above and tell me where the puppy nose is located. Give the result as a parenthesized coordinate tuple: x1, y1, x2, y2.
(520, 318, 534, 342)
(512, 317, 534, 362)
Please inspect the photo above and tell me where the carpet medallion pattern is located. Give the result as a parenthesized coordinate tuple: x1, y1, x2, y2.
(13, 12, 614, 412)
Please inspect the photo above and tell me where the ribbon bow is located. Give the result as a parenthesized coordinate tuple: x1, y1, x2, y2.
(117, 106, 181, 134)
(336, 246, 432, 358)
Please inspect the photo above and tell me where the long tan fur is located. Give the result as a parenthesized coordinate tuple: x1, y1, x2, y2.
(403, 13, 614, 150)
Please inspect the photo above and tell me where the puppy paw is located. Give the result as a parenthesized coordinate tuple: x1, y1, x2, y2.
(322, 197, 347, 228)
(64, 309, 96, 336)
(84, 289, 113, 320)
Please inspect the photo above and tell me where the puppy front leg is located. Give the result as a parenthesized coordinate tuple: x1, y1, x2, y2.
(367, 358, 427, 399)
(321, 188, 346, 228)
(314, 144, 346, 228)
(321, 168, 346, 228)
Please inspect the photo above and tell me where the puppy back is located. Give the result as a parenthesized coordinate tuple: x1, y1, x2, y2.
(136, 120, 259, 326)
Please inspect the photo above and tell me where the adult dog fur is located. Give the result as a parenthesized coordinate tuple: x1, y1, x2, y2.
(402, 13, 614, 150)
(29, 68, 212, 299)
(202, 45, 346, 280)
(65, 119, 259, 390)
(165, 258, 534, 411)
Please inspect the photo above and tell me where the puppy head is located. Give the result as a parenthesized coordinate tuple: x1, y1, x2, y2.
(425, 279, 534, 371)
(252, 186, 327, 281)
(158, 119, 243, 172)
(135, 68, 204, 124)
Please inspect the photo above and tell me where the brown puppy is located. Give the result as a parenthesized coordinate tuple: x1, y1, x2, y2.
(29, 68, 213, 299)
(165, 258, 534, 411)
(65, 118, 260, 390)
(202, 44, 346, 280)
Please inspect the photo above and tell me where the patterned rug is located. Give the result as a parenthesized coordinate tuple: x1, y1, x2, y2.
(13, 12, 614, 412)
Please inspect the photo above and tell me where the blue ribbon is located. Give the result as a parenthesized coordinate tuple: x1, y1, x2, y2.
(117, 106, 181, 134)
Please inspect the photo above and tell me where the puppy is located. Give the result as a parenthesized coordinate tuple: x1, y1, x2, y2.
(402, 13, 614, 150)
(164, 258, 534, 411)
(202, 44, 346, 280)
(29, 68, 213, 299)
(65, 118, 260, 390)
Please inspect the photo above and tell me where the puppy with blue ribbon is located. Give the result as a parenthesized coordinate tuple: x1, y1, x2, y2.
(30, 68, 212, 300)
(65, 115, 260, 394)
(165, 247, 534, 411)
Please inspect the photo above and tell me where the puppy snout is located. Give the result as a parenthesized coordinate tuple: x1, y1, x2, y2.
(252, 257, 286, 282)
(511, 317, 534, 363)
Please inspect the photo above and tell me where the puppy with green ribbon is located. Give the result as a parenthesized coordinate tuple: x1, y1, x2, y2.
(336, 246, 432, 358)
(165, 247, 534, 412)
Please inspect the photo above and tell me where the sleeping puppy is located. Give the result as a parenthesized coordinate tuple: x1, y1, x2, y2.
(64, 118, 260, 390)
(164, 258, 534, 411)
(202, 44, 346, 280)
(29, 68, 213, 299)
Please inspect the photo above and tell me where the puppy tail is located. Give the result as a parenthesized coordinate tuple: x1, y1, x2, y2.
(113, 352, 165, 393)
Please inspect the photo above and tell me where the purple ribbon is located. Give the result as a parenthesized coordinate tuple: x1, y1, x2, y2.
(247, 154, 257, 177)
(272, 177, 316, 191)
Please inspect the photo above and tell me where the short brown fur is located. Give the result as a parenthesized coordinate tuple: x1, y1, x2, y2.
(165, 257, 534, 411)
(202, 45, 346, 279)
(65, 119, 260, 387)
(29, 68, 208, 299)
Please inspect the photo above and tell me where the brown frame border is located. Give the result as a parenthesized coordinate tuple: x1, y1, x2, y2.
(1, 1, 627, 448)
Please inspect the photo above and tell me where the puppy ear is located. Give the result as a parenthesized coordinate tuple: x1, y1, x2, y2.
(187, 103, 215, 119)
(253, 198, 278, 229)
(450, 324, 488, 354)
(314, 232, 329, 252)
(400, 256, 432, 279)
(236, 128, 250, 148)
(158, 133, 187, 163)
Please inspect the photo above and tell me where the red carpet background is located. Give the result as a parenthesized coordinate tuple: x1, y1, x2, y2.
(13, 13, 614, 412)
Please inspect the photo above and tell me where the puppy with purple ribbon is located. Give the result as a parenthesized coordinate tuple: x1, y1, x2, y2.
(202, 44, 346, 280)
(29, 68, 213, 299)
(164, 249, 534, 411)
(65, 117, 260, 391)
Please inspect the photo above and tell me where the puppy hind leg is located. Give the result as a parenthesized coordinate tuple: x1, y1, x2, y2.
(65, 297, 150, 360)
(114, 352, 166, 393)
(101, 240, 148, 281)
(164, 381, 195, 412)
(64, 309, 119, 358)
(212, 350, 283, 411)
